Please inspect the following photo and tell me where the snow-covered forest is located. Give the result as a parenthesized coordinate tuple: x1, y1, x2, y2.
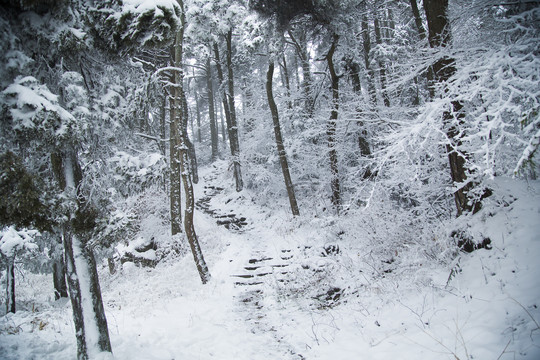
(0, 0, 539, 359)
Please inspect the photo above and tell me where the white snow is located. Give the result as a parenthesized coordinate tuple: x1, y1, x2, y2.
(0, 227, 39, 258)
(120, 0, 180, 21)
(1, 163, 539, 360)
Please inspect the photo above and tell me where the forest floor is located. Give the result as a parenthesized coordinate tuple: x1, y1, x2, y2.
(1, 160, 540, 359)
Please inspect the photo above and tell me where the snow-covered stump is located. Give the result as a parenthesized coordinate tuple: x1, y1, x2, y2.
(64, 232, 112, 360)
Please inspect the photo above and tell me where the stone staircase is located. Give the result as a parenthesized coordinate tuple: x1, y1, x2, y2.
(196, 181, 249, 231)
(231, 249, 294, 287)
(195, 166, 304, 358)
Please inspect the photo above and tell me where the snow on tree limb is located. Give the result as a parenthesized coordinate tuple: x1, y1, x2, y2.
(0, 226, 39, 258)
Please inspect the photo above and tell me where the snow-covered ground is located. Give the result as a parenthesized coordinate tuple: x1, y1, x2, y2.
(1, 162, 539, 359)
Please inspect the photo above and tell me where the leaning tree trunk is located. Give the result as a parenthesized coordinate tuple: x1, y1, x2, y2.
(266, 61, 300, 216)
(174, 1, 211, 284)
(51, 151, 112, 359)
(5, 257, 15, 313)
(326, 34, 342, 211)
(423, 0, 478, 216)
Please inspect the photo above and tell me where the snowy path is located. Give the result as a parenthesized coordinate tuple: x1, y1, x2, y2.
(103, 162, 308, 359)
(192, 164, 306, 359)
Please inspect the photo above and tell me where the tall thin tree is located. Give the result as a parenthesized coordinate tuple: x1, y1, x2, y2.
(266, 60, 300, 216)
(173, 0, 211, 283)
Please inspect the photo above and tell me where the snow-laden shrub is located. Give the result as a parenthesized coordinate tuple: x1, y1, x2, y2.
(109, 151, 166, 197)
(91, 0, 181, 54)
(0, 227, 39, 260)
(2, 76, 77, 146)
(107, 186, 186, 268)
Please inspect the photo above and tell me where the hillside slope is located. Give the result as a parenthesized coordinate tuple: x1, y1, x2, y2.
(1, 162, 539, 359)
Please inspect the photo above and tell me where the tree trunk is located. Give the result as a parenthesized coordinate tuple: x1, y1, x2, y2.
(62, 231, 86, 357)
(327, 34, 342, 211)
(409, 0, 435, 99)
(344, 58, 362, 94)
(51, 151, 112, 359)
(279, 55, 293, 112)
(63, 230, 112, 359)
(181, 89, 199, 184)
(53, 256, 68, 300)
(266, 61, 300, 216)
(423, 0, 477, 216)
(6, 258, 15, 313)
(193, 69, 202, 144)
(243, 80, 256, 132)
(219, 100, 227, 145)
(287, 29, 314, 117)
(159, 94, 167, 158)
(410, 0, 426, 40)
(169, 95, 182, 236)
(373, 12, 390, 107)
(174, 1, 211, 284)
(214, 41, 243, 192)
(225, 30, 244, 192)
(361, 14, 377, 107)
(206, 55, 219, 161)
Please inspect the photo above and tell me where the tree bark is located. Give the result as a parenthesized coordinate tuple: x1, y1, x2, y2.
(344, 57, 362, 94)
(266, 61, 300, 216)
(192, 69, 202, 144)
(53, 256, 68, 300)
(159, 93, 167, 158)
(181, 89, 199, 184)
(219, 100, 227, 144)
(423, 0, 477, 216)
(174, 1, 211, 284)
(6, 258, 15, 313)
(410, 0, 426, 40)
(225, 30, 244, 192)
(287, 29, 314, 117)
(169, 94, 182, 236)
(51, 151, 112, 359)
(206, 55, 219, 161)
(410, 0, 435, 99)
(214, 41, 243, 192)
(373, 11, 390, 107)
(326, 34, 342, 211)
(361, 14, 377, 107)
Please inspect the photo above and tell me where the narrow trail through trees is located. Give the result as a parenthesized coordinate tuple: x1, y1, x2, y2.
(194, 165, 305, 359)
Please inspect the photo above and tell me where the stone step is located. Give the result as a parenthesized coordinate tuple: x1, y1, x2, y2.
(244, 264, 289, 271)
(234, 281, 264, 286)
(231, 272, 272, 279)
(248, 257, 273, 264)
